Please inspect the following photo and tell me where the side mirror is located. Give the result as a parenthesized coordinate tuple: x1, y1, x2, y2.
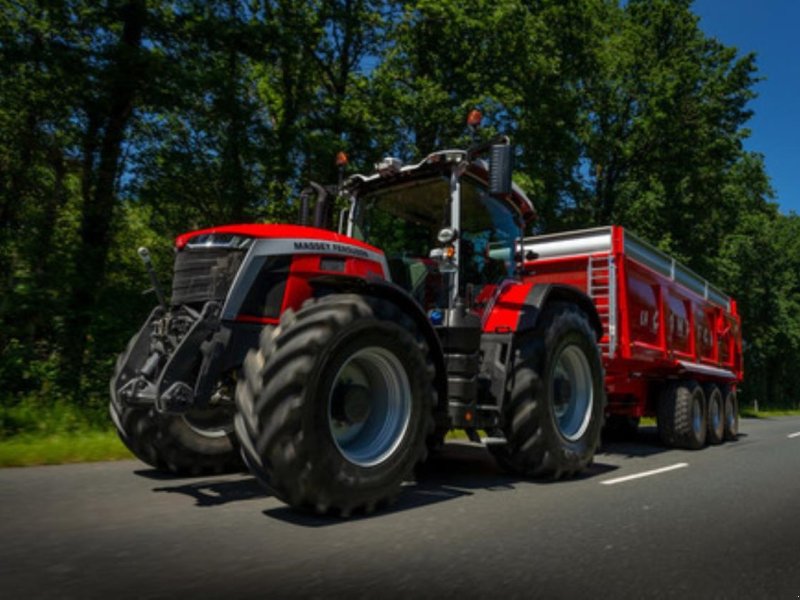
(489, 144, 513, 197)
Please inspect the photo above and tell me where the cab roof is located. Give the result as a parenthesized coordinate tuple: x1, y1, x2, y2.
(344, 149, 536, 223)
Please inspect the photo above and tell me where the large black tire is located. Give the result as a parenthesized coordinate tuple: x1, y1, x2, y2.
(109, 347, 243, 476)
(705, 384, 724, 445)
(657, 380, 707, 449)
(489, 303, 605, 478)
(723, 386, 739, 441)
(235, 294, 436, 516)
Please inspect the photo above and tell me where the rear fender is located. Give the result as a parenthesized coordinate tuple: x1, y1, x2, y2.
(485, 282, 603, 340)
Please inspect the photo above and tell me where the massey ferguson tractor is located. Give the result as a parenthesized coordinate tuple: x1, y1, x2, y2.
(110, 135, 743, 516)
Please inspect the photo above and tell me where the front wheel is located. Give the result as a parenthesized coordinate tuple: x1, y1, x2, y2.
(235, 294, 436, 515)
(490, 303, 605, 478)
(109, 348, 242, 475)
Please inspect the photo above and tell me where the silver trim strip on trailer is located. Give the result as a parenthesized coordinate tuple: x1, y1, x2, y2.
(524, 227, 613, 260)
(523, 227, 732, 311)
(677, 361, 737, 381)
(623, 232, 731, 310)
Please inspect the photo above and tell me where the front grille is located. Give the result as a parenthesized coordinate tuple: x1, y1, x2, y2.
(171, 247, 246, 306)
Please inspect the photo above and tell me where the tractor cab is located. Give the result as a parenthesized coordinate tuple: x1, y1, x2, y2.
(342, 145, 535, 315)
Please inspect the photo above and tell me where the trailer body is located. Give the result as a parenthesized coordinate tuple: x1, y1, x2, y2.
(522, 226, 743, 420)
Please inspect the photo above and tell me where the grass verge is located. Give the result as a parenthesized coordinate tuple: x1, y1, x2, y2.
(0, 430, 132, 468)
(740, 408, 800, 419)
(2, 410, 798, 469)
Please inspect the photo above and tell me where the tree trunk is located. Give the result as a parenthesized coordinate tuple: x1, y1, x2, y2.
(59, 0, 147, 395)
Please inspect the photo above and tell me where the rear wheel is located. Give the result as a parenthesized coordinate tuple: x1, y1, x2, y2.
(109, 345, 243, 476)
(723, 387, 739, 441)
(235, 294, 436, 515)
(705, 384, 724, 445)
(657, 380, 706, 449)
(489, 303, 605, 478)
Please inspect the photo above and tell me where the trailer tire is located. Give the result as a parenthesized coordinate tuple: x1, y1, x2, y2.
(657, 381, 707, 450)
(109, 347, 242, 476)
(235, 294, 436, 516)
(489, 303, 605, 478)
(705, 384, 724, 445)
(723, 387, 739, 441)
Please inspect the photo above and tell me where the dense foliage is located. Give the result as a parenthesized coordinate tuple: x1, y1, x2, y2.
(1, 0, 798, 432)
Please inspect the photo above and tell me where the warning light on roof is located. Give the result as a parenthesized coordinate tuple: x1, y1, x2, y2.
(336, 151, 349, 167)
(467, 109, 482, 128)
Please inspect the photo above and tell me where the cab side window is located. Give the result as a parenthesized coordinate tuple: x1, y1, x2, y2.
(460, 180, 519, 294)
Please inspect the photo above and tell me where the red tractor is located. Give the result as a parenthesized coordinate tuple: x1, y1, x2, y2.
(110, 139, 617, 514)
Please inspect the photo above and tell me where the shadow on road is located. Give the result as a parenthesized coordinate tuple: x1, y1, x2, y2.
(152, 477, 267, 507)
(262, 443, 620, 527)
(143, 432, 687, 520)
(598, 425, 671, 458)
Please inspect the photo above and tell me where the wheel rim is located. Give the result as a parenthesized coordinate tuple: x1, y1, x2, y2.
(182, 407, 234, 439)
(692, 395, 703, 436)
(552, 345, 594, 441)
(181, 380, 235, 439)
(725, 396, 736, 431)
(710, 396, 721, 432)
(328, 346, 412, 467)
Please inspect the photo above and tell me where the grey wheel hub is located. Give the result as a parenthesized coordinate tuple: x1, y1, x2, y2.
(552, 345, 594, 441)
(328, 347, 412, 467)
(692, 395, 704, 436)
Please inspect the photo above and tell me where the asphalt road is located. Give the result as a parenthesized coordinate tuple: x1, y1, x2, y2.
(2, 417, 800, 599)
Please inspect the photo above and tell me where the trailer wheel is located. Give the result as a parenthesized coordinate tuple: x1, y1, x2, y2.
(489, 303, 605, 478)
(657, 381, 707, 449)
(723, 387, 739, 441)
(109, 349, 242, 475)
(235, 294, 436, 515)
(705, 384, 724, 445)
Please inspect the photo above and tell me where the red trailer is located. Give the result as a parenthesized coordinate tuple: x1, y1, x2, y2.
(522, 226, 743, 448)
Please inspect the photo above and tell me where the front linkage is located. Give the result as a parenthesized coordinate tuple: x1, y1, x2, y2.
(112, 301, 228, 414)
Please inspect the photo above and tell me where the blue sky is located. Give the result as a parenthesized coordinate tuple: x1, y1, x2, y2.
(693, 0, 800, 215)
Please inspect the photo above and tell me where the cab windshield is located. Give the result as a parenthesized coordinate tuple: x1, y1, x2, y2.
(350, 174, 520, 309)
(351, 177, 450, 257)
(352, 177, 450, 307)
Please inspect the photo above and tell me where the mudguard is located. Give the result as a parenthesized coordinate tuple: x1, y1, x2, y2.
(484, 281, 603, 340)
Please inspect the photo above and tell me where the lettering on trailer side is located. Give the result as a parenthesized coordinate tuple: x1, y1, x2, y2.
(638, 309, 660, 334)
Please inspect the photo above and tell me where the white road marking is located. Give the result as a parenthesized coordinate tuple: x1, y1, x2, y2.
(600, 463, 689, 486)
(787, 432, 800, 439)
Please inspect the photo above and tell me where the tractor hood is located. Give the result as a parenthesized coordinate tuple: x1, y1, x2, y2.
(175, 223, 382, 254)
